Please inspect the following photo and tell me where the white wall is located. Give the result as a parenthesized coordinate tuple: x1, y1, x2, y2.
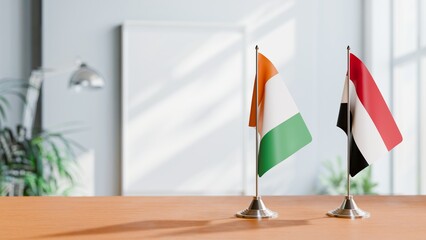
(0, 0, 31, 127)
(42, 0, 363, 195)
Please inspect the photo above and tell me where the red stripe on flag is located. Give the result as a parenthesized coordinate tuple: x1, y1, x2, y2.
(350, 53, 402, 150)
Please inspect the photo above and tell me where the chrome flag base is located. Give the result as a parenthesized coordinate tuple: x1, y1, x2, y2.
(327, 195, 370, 219)
(236, 196, 278, 219)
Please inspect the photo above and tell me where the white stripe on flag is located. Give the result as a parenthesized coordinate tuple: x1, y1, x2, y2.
(340, 76, 349, 104)
(261, 74, 299, 137)
(349, 80, 388, 164)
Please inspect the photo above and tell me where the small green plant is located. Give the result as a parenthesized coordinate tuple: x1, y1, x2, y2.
(0, 78, 81, 196)
(0, 125, 82, 196)
(317, 156, 378, 195)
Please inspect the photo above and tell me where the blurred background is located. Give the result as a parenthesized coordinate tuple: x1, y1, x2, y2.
(0, 0, 424, 196)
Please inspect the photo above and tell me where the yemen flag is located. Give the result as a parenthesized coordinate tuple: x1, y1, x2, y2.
(249, 53, 312, 177)
(338, 53, 403, 177)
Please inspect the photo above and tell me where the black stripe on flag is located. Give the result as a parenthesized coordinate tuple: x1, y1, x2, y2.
(337, 103, 369, 177)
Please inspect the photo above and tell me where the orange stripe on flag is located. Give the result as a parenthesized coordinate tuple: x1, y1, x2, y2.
(249, 53, 279, 127)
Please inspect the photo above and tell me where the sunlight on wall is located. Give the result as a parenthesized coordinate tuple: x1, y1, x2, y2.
(393, 0, 418, 58)
(173, 32, 243, 79)
(258, 19, 295, 76)
(123, 25, 245, 195)
(393, 62, 418, 194)
(242, 0, 294, 29)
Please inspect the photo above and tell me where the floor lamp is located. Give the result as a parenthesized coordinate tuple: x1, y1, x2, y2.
(22, 61, 105, 137)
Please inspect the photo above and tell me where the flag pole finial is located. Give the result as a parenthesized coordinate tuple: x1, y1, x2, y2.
(255, 45, 259, 50)
(347, 45, 350, 51)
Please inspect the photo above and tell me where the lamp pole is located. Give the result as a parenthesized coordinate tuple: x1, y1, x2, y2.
(22, 63, 104, 137)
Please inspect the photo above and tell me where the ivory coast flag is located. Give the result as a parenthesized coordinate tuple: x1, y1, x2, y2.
(249, 52, 312, 177)
(337, 53, 403, 177)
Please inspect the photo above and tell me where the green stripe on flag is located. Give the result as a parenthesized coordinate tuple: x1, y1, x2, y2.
(258, 113, 312, 177)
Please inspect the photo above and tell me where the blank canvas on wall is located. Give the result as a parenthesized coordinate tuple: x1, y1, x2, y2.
(121, 21, 248, 195)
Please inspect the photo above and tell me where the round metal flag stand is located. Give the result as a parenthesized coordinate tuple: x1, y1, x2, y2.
(236, 196, 277, 219)
(327, 195, 370, 219)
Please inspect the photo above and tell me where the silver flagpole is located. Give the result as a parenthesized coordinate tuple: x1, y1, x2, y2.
(236, 45, 277, 219)
(346, 45, 351, 198)
(327, 46, 370, 219)
(255, 45, 259, 198)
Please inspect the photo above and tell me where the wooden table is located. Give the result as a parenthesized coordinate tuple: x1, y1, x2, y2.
(1, 196, 425, 239)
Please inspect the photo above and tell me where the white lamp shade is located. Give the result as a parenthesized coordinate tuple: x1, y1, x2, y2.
(69, 63, 104, 90)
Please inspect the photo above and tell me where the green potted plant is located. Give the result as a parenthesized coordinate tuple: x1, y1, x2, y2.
(317, 156, 378, 195)
(0, 79, 81, 196)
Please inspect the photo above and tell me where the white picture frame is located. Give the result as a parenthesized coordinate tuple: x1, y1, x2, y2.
(121, 21, 249, 195)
